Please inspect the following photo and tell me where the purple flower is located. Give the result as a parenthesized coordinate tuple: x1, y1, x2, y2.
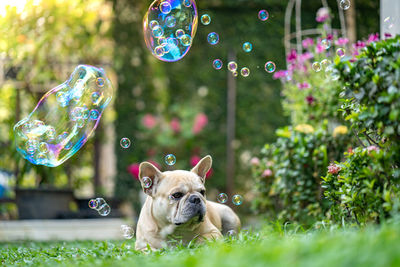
(384, 33, 392, 39)
(287, 49, 297, 63)
(335, 37, 349, 46)
(299, 52, 313, 62)
(306, 95, 315, 105)
(367, 33, 379, 44)
(353, 41, 366, 50)
(297, 82, 310, 90)
(326, 34, 333, 41)
(273, 70, 289, 80)
(316, 7, 330, 23)
(302, 38, 314, 49)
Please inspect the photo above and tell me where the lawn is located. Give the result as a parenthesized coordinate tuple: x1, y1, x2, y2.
(2, 220, 400, 267)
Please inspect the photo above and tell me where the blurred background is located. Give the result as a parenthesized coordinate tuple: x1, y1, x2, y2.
(0, 0, 382, 238)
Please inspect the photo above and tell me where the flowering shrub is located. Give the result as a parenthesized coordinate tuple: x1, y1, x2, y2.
(252, 123, 351, 224)
(322, 147, 400, 224)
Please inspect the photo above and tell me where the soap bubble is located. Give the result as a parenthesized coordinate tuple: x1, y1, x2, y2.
(242, 42, 253, 53)
(13, 65, 113, 167)
(142, 176, 152, 189)
(258, 9, 269, 21)
(213, 59, 223, 70)
(227, 61, 238, 72)
(321, 39, 331, 50)
(201, 14, 211, 25)
(232, 194, 243, 206)
(165, 154, 176, 165)
(240, 67, 250, 77)
(217, 193, 228, 203)
(207, 32, 219, 45)
(321, 59, 332, 70)
(312, 62, 322, 72)
(95, 198, 107, 208)
(121, 225, 135, 239)
(264, 61, 276, 73)
(120, 138, 131, 149)
(232, 71, 238, 77)
(336, 48, 346, 57)
(227, 230, 237, 237)
(339, 0, 350, 10)
(88, 199, 98, 209)
(98, 203, 111, 216)
(143, 0, 198, 62)
(384, 16, 395, 30)
(160, 1, 172, 14)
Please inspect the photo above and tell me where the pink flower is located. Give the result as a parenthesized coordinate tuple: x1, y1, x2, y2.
(367, 145, 379, 153)
(142, 114, 157, 129)
(328, 163, 341, 175)
(127, 163, 140, 180)
(262, 169, 273, 177)
(297, 82, 310, 90)
(273, 70, 289, 80)
(170, 117, 181, 133)
(306, 95, 315, 105)
(299, 52, 313, 62)
(367, 33, 379, 44)
(316, 7, 330, 23)
(326, 34, 333, 41)
(335, 37, 349, 46)
(190, 155, 213, 178)
(302, 38, 314, 49)
(316, 42, 325, 54)
(353, 41, 366, 50)
(384, 33, 392, 39)
(192, 113, 208, 134)
(287, 49, 297, 63)
(250, 157, 260, 166)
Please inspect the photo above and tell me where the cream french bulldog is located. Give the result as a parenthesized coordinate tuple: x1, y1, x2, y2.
(135, 155, 241, 251)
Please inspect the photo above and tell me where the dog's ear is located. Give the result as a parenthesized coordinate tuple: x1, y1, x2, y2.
(139, 162, 163, 197)
(191, 155, 212, 183)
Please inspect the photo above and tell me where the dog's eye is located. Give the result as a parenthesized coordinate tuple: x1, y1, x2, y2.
(172, 192, 183, 199)
(200, 190, 205, 196)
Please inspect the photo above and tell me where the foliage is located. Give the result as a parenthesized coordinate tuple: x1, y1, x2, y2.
(336, 36, 400, 141)
(252, 123, 351, 224)
(322, 147, 400, 224)
(2, 221, 400, 266)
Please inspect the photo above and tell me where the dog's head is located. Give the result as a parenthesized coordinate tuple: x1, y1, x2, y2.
(139, 155, 212, 227)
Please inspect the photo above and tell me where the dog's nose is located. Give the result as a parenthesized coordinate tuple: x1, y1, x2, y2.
(188, 195, 201, 204)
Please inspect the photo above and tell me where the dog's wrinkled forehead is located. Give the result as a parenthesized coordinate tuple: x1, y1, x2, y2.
(157, 170, 204, 194)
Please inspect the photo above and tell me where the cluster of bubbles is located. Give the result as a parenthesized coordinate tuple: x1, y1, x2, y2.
(121, 224, 135, 239)
(321, 39, 331, 50)
(339, 0, 351, 10)
(217, 193, 243, 206)
(165, 154, 177, 165)
(143, 0, 198, 62)
(13, 65, 113, 167)
(120, 137, 131, 149)
(88, 198, 111, 216)
(312, 58, 340, 81)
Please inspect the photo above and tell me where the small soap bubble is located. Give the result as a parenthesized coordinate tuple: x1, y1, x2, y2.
(96, 77, 105, 87)
(312, 62, 322, 72)
(142, 176, 152, 189)
(232, 194, 243, 206)
(88, 199, 98, 209)
(336, 48, 346, 57)
(160, 1, 172, 14)
(98, 203, 111, 216)
(227, 230, 237, 237)
(321, 59, 332, 70)
(321, 39, 331, 50)
(339, 0, 351, 10)
(143, 0, 197, 62)
(240, 67, 250, 77)
(180, 34, 192, 46)
(242, 42, 253, 53)
(165, 154, 176, 166)
(232, 71, 238, 77)
(95, 198, 107, 208)
(26, 140, 38, 155)
(207, 32, 219, 45)
(165, 16, 176, 28)
(38, 142, 48, 153)
(264, 61, 276, 73)
(121, 225, 135, 239)
(227, 61, 238, 72)
(91, 92, 101, 104)
(258, 9, 269, 21)
(89, 109, 99, 120)
(120, 137, 131, 149)
(213, 59, 223, 70)
(217, 193, 228, 204)
(384, 16, 395, 30)
(201, 14, 211, 25)
(56, 132, 68, 144)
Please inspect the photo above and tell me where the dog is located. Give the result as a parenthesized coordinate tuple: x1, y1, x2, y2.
(135, 155, 241, 251)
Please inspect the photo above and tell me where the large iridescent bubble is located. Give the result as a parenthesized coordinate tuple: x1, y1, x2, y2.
(143, 0, 198, 62)
(13, 65, 113, 167)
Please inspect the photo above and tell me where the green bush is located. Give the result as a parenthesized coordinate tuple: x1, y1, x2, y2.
(322, 146, 400, 224)
(252, 123, 351, 224)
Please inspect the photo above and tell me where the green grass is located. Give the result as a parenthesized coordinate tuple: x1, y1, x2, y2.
(2, 221, 400, 267)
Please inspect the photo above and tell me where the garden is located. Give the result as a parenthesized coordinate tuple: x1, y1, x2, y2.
(0, 0, 399, 266)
